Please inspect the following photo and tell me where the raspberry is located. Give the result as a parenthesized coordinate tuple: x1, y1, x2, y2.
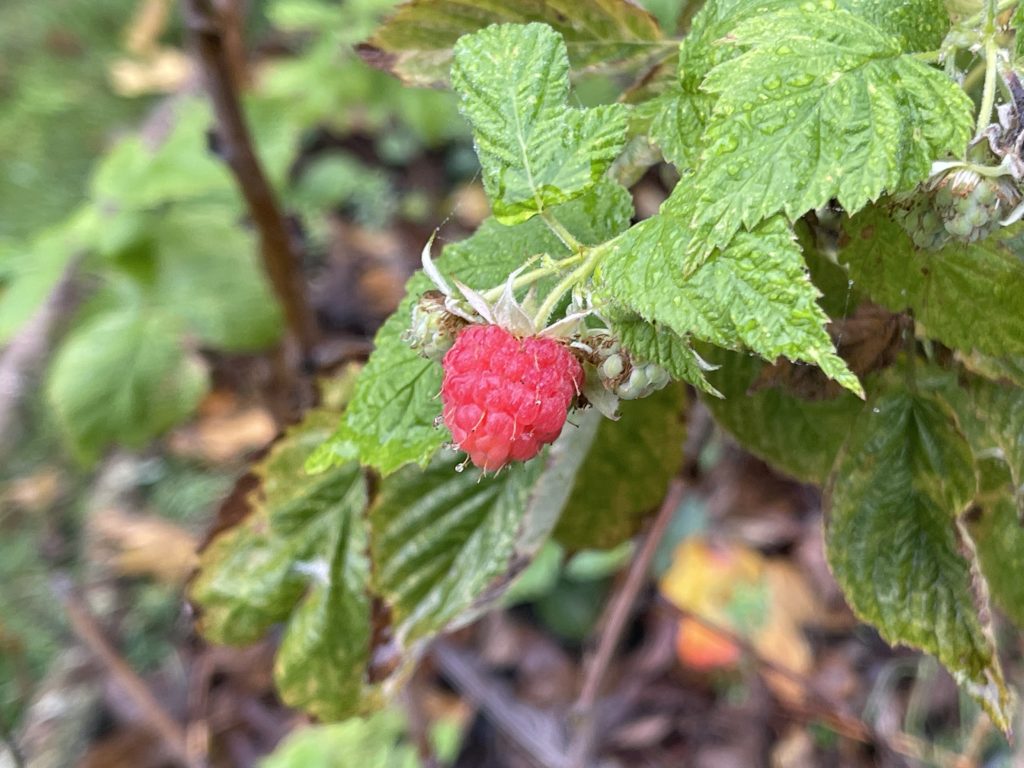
(440, 325, 583, 471)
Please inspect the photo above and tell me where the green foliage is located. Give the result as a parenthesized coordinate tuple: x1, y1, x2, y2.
(0, 0, 148, 239)
(360, 0, 665, 87)
(968, 498, 1024, 628)
(191, 415, 378, 720)
(842, 210, 1024, 357)
(260, 711, 419, 768)
(959, 378, 1024, 515)
(451, 24, 630, 225)
(46, 297, 209, 463)
(597, 196, 862, 395)
(825, 387, 1011, 731)
(700, 350, 864, 484)
(554, 384, 686, 549)
(169, 0, 1024, 739)
(686, 2, 973, 255)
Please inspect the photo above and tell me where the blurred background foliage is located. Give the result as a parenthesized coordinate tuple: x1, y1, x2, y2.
(4, 0, 1017, 765)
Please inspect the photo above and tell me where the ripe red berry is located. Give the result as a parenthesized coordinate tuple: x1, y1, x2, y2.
(441, 325, 583, 471)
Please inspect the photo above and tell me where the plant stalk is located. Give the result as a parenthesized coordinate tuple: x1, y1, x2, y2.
(181, 0, 320, 374)
(978, 35, 1000, 135)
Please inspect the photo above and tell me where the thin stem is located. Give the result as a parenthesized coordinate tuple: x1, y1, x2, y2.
(58, 581, 203, 768)
(181, 0, 319, 372)
(479, 253, 585, 303)
(532, 246, 602, 327)
(977, 35, 1000, 135)
(960, 0, 1017, 31)
(541, 210, 584, 253)
(910, 49, 942, 63)
(567, 479, 687, 768)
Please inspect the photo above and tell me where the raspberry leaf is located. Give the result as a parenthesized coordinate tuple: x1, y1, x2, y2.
(554, 384, 687, 550)
(359, 0, 664, 88)
(967, 497, 1024, 629)
(312, 184, 633, 475)
(190, 414, 378, 721)
(956, 378, 1024, 519)
(699, 349, 865, 484)
(841, 210, 1024, 357)
(451, 23, 630, 225)
(686, 3, 972, 255)
(151, 206, 283, 352)
(825, 387, 1011, 733)
(597, 207, 862, 395)
(47, 297, 208, 464)
(365, 412, 600, 684)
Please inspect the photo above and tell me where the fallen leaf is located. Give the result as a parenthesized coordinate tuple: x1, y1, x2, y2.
(90, 508, 198, 584)
(659, 537, 821, 704)
(169, 405, 276, 464)
(109, 48, 191, 97)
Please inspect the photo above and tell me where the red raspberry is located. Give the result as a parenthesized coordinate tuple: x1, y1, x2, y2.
(441, 325, 584, 471)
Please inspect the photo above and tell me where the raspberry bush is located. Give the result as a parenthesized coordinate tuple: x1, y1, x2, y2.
(193, 0, 1024, 736)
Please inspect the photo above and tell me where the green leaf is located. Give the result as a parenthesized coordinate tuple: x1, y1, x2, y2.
(686, 2, 972, 255)
(313, 183, 633, 475)
(91, 98, 233, 212)
(647, 86, 709, 170)
(260, 711, 417, 768)
(554, 384, 686, 550)
(841, 210, 1024, 357)
(597, 198, 862, 395)
(0, 220, 79, 344)
(967, 498, 1024, 629)
(607, 311, 719, 395)
(47, 298, 209, 463)
(360, 0, 664, 87)
(825, 387, 1011, 732)
(372, 411, 600, 646)
(152, 207, 283, 352)
(191, 415, 377, 721)
(960, 378, 1024, 517)
(451, 23, 629, 225)
(700, 349, 864, 484)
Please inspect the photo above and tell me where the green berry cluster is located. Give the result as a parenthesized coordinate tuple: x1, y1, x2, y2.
(895, 168, 1022, 250)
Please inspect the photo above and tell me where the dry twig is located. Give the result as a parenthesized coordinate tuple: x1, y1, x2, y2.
(56, 581, 204, 768)
(567, 478, 687, 768)
(180, 0, 318, 411)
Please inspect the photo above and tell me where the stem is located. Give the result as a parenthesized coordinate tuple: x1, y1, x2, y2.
(567, 479, 687, 768)
(960, 0, 1017, 30)
(977, 35, 1000, 135)
(532, 244, 605, 327)
(181, 0, 319, 367)
(58, 581, 202, 768)
(910, 49, 942, 63)
(478, 253, 585, 303)
(541, 209, 584, 253)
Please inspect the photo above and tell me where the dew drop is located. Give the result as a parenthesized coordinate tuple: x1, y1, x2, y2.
(455, 460, 468, 473)
(872, 407, 880, 414)
(763, 74, 782, 91)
